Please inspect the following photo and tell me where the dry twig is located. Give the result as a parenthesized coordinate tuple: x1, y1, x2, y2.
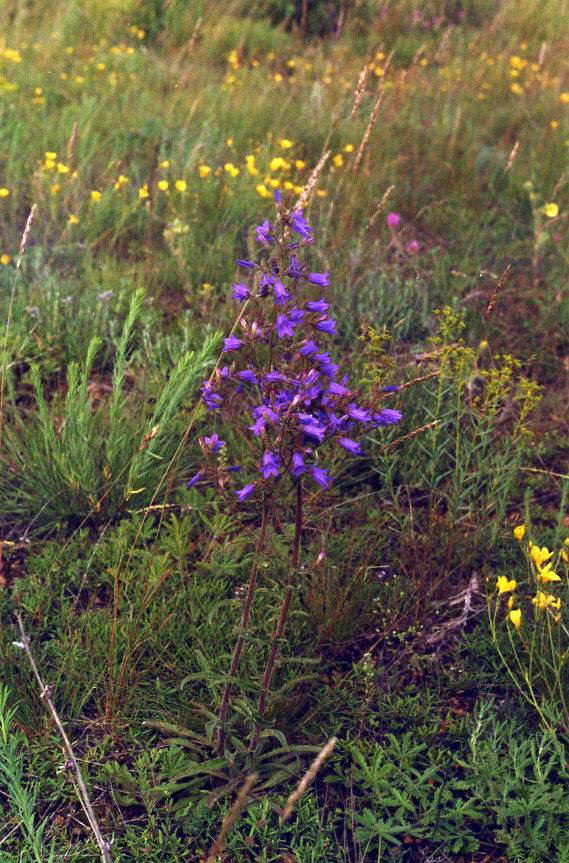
(14, 614, 113, 863)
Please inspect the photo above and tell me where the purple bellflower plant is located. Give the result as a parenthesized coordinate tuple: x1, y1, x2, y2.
(190, 194, 401, 755)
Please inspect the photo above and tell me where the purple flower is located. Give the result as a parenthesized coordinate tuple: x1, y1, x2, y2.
(307, 272, 330, 287)
(256, 220, 272, 244)
(274, 189, 282, 205)
(232, 282, 251, 301)
(273, 279, 290, 305)
(291, 209, 312, 240)
(315, 352, 338, 379)
(300, 419, 327, 443)
(276, 314, 295, 339)
(203, 433, 225, 453)
(310, 466, 332, 489)
(347, 403, 371, 423)
(291, 452, 306, 477)
(305, 299, 329, 314)
(223, 336, 244, 352)
(237, 259, 256, 269)
(187, 470, 204, 488)
(201, 381, 223, 410)
(373, 408, 402, 425)
(235, 483, 257, 501)
(328, 380, 351, 397)
(288, 308, 305, 324)
(263, 370, 285, 384)
(237, 369, 259, 385)
(382, 385, 399, 393)
(386, 212, 401, 229)
(314, 317, 337, 335)
(298, 339, 318, 356)
(339, 437, 361, 455)
(261, 450, 281, 479)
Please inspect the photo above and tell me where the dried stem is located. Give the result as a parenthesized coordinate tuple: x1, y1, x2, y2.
(218, 503, 269, 755)
(206, 773, 257, 863)
(353, 91, 385, 174)
(14, 614, 113, 863)
(249, 481, 303, 755)
(281, 737, 337, 822)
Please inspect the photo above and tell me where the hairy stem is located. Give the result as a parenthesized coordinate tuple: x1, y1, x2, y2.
(249, 481, 303, 755)
(218, 503, 269, 755)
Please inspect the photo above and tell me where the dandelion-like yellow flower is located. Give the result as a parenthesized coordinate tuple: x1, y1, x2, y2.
(198, 165, 212, 179)
(113, 175, 129, 190)
(57, 163, 69, 174)
(344, 144, 354, 153)
(160, 160, 170, 169)
(68, 214, 79, 225)
(537, 562, 561, 583)
(0, 254, 11, 265)
(543, 202, 559, 218)
(0, 188, 10, 198)
(138, 184, 149, 200)
(530, 545, 553, 567)
(90, 190, 102, 202)
(508, 608, 522, 629)
(223, 163, 240, 178)
(513, 525, 525, 541)
(278, 138, 293, 149)
(175, 180, 187, 192)
(496, 575, 517, 595)
(158, 180, 169, 191)
(269, 157, 287, 172)
(510, 82, 524, 95)
(256, 184, 270, 198)
(332, 154, 344, 168)
(560, 92, 569, 104)
(294, 159, 306, 170)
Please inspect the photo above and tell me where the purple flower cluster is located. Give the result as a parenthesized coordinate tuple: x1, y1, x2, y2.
(190, 196, 401, 501)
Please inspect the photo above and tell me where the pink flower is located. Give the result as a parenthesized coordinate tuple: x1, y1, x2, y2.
(405, 240, 420, 254)
(386, 212, 401, 229)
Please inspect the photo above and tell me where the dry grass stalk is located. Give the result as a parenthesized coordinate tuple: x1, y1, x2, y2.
(538, 41, 547, 69)
(505, 140, 519, 172)
(366, 184, 394, 232)
(353, 91, 385, 174)
(383, 419, 440, 450)
(16, 204, 37, 271)
(66, 121, 77, 166)
(281, 737, 337, 823)
(14, 614, 113, 863)
(206, 774, 258, 863)
(350, 63, 369, 119)
(295, 149, 331, 212)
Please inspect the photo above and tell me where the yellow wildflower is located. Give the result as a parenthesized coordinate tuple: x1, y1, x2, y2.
(175, 179, 187, 192)
(344, 144, 354, 153)
(531, 546, 553, 567)
(513, 525, 525, 541)
(496, 576, 517, 595)
(274, 73, 283, 83)
(157, 180, 169, 191)
(508, 608, 522, 629)
(268, 178, 280, 189)
(223, 163, 239, 178)
(269, 157, 286, 172)
(283, 180, 294, 190)
(332, 154, 344, 168)
(90, 190, 101, 202)
(537, 562, 561, 583)
(57, 162, 69, 174)
(67, 214, 79, 225)
(256, 184, 270, 198)
(198, 165, 212, 179)
(532, 592, 561, 611)
(560, 92, 569, 104)
(543, 202, 559, 218)
(50, 183, 60, 195)
(226, 138, 233, 147)
(138, 184, 149, 199)
(510, 83, 524, 95)
(550, 121, 559, 129)
(295, 159, 306, 170)
(160, 159, 170, 169)
(278, 138, 293, 149)
(0, 254, 10, 265)
(0, 188, 10, 198)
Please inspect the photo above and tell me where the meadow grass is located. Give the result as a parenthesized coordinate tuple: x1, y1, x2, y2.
(0, 1, 568, 861)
